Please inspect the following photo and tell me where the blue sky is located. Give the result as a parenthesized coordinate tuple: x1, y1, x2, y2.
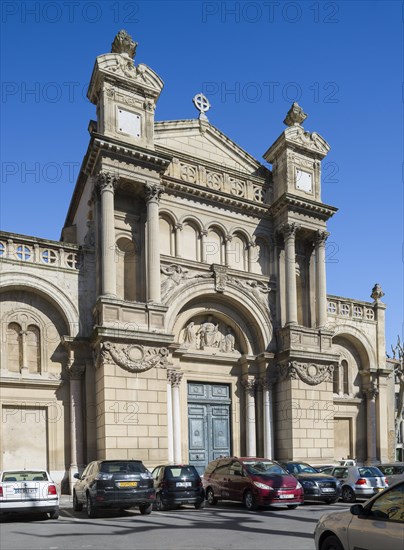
(0, 0, 402, 351)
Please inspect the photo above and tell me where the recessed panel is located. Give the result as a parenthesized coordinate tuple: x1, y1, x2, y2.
(117, 108, 141, 138)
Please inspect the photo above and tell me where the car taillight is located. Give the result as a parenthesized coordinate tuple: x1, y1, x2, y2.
(48, 484, 57, 495)
(384, 478, 388, 485)
(0, 486, 3, 497)
(356, 478, 367, 485)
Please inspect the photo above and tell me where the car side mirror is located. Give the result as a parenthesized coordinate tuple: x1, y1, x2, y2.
(350, 504, 365, 516)
(73, 473, 80, 479)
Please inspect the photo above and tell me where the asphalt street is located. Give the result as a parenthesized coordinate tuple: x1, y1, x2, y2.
(0, 497, 354, 550)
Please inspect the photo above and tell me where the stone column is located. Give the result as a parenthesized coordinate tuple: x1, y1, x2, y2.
(166, 370, 174, 463)
(247, 240, 256, 272)
(260, 377, 275, 459)
(242, 378, 257, 456)
(201, 230, 208, 263)
(282, 223, 299, 325)
(224, 235, 232, 266)
(97, 172, 118, 297)
(171, 370, 184, 463)
(66, 360, 85, 489)
(315, 230, 329, 327)
(145, 183, 164, 302)
(365, 382, 379, 464)
(174, 223, 183, 258)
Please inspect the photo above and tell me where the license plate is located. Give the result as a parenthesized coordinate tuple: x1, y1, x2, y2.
(15, 488, 37, 494)
(322, 488, 335, 493)
(176, 482, 192, 488)
(278, 494, 294, 499)
(118, 481, 137, 488)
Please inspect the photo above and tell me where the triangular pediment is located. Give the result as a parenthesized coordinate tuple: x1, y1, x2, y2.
(154, 120, 264, 175)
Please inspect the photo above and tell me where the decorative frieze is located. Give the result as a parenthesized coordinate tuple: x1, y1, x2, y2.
(280, 361, 334, 385)
(96, 342, 169, 373)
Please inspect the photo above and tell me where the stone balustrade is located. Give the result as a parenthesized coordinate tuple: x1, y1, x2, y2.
(327, 294, 375, 322)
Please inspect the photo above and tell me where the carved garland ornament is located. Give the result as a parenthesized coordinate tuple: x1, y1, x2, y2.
(97, 342, 169, 373)
(281, 361, 334, 386)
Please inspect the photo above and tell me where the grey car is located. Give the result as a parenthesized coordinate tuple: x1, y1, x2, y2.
(322, 465, 388, 503)
(377, 463, 404, 486)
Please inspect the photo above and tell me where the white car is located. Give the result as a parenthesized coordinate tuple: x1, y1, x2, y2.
(0, 469, 59, 519)
(314, 480, 404, 550)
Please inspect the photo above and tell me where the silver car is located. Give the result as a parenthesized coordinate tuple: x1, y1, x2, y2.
(315, 481, 404, 550)
(323, 465, 388, 503)
(377, 463, 404, 486)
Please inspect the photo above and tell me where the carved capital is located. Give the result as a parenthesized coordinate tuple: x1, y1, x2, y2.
(259, 371, 279, 390)
(145, 183, 164, 203)
(201, 229, 208, 237)
(280, 222, 299, 240)
(98, 342, 169, 373)
(168, 369, 183, 388)
(241, 377, 257, 396)
(175, 223, 183, 231)
(365, 382, 379, 400)
(224, 234, 233, 243)
(281, 361, 334, 385)
(97, 171, 119, 193)
(314, 230, 330, 247)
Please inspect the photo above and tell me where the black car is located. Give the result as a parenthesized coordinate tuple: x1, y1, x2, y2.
(280, 461, 341, 504)
(151, 464, 205, 510)
(73, 460, 155, 517)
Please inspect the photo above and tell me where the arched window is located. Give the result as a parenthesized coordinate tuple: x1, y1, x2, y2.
(333, 364, 340, 394)
(228, 234, 247, 271)
(26, 325, 41, 373)
(7, 323, 22, 372)
(342, 360, 349, 395)
(205, 229, 222, 265)
(159, 217, 174, 256)
(116, 237, 137, 301)
(182, 224, 199, 261)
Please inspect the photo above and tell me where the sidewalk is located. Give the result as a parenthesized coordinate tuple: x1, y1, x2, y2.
(59, 494, 73, 508)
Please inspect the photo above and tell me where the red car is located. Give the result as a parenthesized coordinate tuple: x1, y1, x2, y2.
(203, 457, 304, 510)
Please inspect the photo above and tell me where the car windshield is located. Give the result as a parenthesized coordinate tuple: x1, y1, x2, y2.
(243, 461, 286, 475)
(166, 466, 199, 479)
(100, 461, 146, 474)
(286, 463, 318, 474)
(2, 471, 48, 482)
(358, 467, 384, 477)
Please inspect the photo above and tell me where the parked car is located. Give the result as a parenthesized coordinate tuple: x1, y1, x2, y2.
(73, 460, 155, 517)
(322, 465, 388, 503)
(203, 457, 304, 511)
(151, 464, 205, 510)
(0, 469, 59, 519)
(280, 462, 341, 504)
(377, 463, 404, 486)
(315, 480, 404, 550)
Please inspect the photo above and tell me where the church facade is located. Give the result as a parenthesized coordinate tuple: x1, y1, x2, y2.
(0, 31, 396, 490)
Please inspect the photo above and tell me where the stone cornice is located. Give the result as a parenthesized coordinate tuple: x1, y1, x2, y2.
(270, 193, 337, 221)
(0, 375, 63, 389)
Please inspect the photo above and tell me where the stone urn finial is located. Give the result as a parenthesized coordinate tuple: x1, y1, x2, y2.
(111, 30, 138, 58)
(371, 283, 385, 302)
(283, 102, 307, 127)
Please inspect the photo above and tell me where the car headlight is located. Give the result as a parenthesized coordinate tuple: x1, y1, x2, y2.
(253, 481, 273, 490)
(295, 481, 303, 490)
(140, 473, 152, 479)
(302, 480, 316, 488)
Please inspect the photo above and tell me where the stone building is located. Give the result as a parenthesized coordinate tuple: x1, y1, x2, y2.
(0, 31, 396, 489)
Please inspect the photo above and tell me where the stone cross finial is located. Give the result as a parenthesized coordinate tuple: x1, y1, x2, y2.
(111, 30, 138, 58)
(371, 283, 385, 302)
(283, 102, 307, 127)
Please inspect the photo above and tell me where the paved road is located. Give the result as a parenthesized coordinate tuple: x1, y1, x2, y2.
(0, 499, 353, 550)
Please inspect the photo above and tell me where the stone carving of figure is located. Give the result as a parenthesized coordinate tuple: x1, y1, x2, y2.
(161, 265, 189, 298)
(221, 326, 236, 353)
(183, 321, 196, 348)
(197, 316, 219, 350)
(244, 280, 271, 310)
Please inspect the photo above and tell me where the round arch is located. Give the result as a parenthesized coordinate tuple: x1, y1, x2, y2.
(331, 323, 377, 370)
(0, 272, 79, 337)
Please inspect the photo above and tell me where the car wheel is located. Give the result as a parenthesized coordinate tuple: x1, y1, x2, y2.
(139, 503, 152, 515)
(341, 486, 356, 503)
(86, 494, 97, 518)
(320, 534, 344, 550)
(73, 491, 83, 512)
(155, 494, 166, 511)
(48, 508, 59, 520)
(287, 505, 298, 509)
(243, 490, 258, 511)
(206, 488, 218, 506)
(194, 499, 205, 510)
